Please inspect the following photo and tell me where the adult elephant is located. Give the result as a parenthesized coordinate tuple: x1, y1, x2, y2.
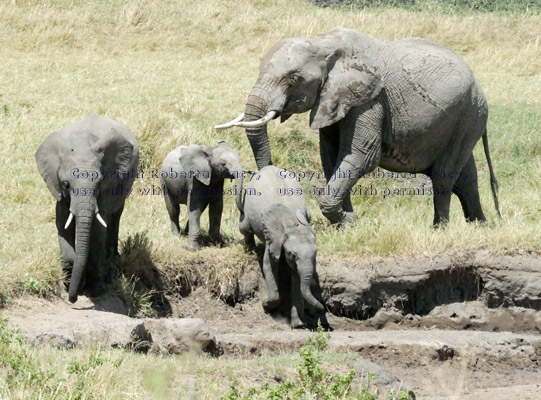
(216, 27, 500, 226)
(35, 113, 139, 303)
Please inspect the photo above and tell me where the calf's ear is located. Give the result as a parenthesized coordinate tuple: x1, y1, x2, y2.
(261, 206, 286, 261)
(179, 145, 212, 186)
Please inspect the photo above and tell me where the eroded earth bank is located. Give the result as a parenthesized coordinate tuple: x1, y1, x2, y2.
(6, 251, 541, 399)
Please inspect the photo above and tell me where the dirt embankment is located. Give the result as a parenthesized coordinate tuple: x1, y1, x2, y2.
(5, 251, 541, 399)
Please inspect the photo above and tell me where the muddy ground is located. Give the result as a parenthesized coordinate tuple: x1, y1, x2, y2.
(5, 251, 541, 399)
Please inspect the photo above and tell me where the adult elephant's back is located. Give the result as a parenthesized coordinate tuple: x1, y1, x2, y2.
(378, 38, 488, 173)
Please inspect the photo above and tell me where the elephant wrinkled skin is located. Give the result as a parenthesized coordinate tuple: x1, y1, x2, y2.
(35, 113, 139, 303)
(238, 166, 325, 329)
(217, 27, 501, 226)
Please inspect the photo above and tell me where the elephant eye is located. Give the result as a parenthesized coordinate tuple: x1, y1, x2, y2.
(62, 181, 70, 190)
(289, 74, 300, 85)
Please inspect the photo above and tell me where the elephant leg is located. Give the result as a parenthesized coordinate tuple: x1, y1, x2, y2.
(319, 101, 383, 224)
(262, 247, 280, 312)
(85, 219, 108, 297)
(320, 124, 353, 213)
(290, 272, 305, 329)
(187, 193, 206, 251)
(239, 214, 255, 247)
(56, 199, 75, 265)
(453, 154, 486, 222)
(430, 173, 455, 226)
(208, 186, 224, 244)
(164, 190, 181, 236)
(106, 204, 123, 259)
(183, 219, 189, 236)
(56, 199, 75, 287)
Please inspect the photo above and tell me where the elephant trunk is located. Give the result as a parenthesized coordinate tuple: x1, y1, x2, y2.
(298, 263, 325, 312)
(68, 201, 95, 303)
(244, 81, 279, 169)
(233, 170, 245, 213)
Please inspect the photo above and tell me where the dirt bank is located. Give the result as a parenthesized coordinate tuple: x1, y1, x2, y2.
(5, 251, 541, 398)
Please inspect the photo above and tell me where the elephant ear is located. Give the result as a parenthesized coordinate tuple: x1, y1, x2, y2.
(179, 144, 212, 186)
(35, 130, 64, 201)
(261, 204, 289, 261)
(296, 209, 310, 226)
(296, 209, 316, 238)
(310, 51, 383, 129)
(90, 127, 135, 175)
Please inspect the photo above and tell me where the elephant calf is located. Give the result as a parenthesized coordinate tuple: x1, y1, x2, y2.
(35, 113, 139, 303)
(238, 166, 325, 328)
(161, 141, 244, 250)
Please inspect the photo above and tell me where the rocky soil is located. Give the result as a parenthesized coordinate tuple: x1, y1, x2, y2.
(5, 251, 541, 399)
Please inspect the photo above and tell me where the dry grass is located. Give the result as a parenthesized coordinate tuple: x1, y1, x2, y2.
(0, 1, 540, 398)
(0, 0, 539, 299)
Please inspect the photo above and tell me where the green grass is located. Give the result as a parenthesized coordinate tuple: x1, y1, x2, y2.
(0, 0, 539, 397)
(2, 318, 363, 399)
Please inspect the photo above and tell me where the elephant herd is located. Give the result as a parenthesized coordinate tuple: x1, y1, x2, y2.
(35, 27, 500, 328)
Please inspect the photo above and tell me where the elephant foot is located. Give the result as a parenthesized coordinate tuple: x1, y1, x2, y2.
(338, 211, 358, 227)
(291, 319, 306, 329)
(262, 297, 280, 313)
(84, 282, 107, 298)
(209, 235, 225, 247)
(244, 240, 256, 251)
(319, 197, 358, 226)
(325, 210, 358, 227)
(186, 241, 201, 251)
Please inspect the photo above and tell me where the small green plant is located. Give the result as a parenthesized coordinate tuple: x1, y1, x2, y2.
(1, 318, 125, 399)
(220, 326, 412, 399)
(388, 387, 414, 400)
(67, 349, 107, 399)
(0, 317, 66, 397)
(21, 273, 55, 298)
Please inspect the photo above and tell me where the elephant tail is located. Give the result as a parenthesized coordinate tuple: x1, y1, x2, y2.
(482, 129, 502, 218)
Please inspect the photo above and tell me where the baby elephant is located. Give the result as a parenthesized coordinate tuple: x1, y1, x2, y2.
(161, 141, 244, 250)
(239, 166, 325, 328)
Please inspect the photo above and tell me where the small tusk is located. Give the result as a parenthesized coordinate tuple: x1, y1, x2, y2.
(214, 113, 245, 130)
(64, 213, 74, 230)
(233, 111, 277, 129)
(95, 206, 107, 228)
(96, 212, 107, 228)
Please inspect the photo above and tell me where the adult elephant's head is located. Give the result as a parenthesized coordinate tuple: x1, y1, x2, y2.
(216, 27, 383, 169)
(36, 126, 135, 303)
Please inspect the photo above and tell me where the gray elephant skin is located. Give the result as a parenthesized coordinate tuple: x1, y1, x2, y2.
(238, 166, 325, 328)
(160, 141, 244, 250)
(217, 27, 500, 226)
(35, 113, 139, 303)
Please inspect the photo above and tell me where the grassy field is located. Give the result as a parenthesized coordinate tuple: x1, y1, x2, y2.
(0, 0, 540, 396)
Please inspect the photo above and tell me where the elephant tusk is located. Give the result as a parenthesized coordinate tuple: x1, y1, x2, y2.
(233, 111, 277, 129)
(64, 212, 74, 230)
(96, 212, 107, 228)
(94, 206, 107, 228)
(214, 113, 245, 130)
